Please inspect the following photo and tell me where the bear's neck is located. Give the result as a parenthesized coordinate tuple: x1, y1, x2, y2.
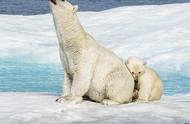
(54, 15, 86, 44)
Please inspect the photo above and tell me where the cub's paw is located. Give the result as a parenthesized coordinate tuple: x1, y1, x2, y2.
(102, 99, 120, 106)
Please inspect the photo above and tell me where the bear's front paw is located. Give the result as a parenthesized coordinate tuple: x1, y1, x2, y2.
(66, 96, 83, 105)
(56, 95, 71, 103)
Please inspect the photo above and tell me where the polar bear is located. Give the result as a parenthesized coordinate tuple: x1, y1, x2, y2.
(125, 57, 163, 102)
(49, 0, 134, 105)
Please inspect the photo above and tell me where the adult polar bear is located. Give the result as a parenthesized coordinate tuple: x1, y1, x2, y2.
(49, 0, 134, 105)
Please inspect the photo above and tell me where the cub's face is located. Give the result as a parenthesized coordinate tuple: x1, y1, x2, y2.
(49, 0, 78, 21)
(125, 57, 146, 82)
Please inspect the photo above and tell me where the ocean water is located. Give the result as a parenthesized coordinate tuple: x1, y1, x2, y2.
(0, 58, 190, 95)
(0, 58, 63, 94)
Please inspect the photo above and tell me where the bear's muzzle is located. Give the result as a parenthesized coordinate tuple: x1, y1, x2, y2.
(49, 0, 56, 5)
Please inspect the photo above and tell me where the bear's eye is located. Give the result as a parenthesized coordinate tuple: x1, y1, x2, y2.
(139, 72, 141, 74)
(132, 72, 134, 74)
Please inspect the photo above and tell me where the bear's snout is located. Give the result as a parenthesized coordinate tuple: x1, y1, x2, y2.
(50, 0, 56, 5)
(133, 75, 138, 81)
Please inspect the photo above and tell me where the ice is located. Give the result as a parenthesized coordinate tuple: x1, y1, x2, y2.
(0, 3, 190, 74)
(0, 14, 59, 63)
(0, 93, 189, 124)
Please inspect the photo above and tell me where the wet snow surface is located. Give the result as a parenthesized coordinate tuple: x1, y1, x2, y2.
(0, 93, 189, 124)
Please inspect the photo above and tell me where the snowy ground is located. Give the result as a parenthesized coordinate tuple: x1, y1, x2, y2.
(0, 93, 189, 124)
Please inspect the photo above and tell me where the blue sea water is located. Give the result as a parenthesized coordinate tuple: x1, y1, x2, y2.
(0, 57, 190, 95)
(0, 58, 63, 94)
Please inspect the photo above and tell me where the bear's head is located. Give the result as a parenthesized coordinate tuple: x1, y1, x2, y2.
(49, 0, 78, 23)
(125, 57, 146, 82)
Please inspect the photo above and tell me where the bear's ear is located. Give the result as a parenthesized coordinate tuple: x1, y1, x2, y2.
(73, 5, 78, 13)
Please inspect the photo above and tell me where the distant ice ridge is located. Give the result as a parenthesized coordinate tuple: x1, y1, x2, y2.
(0, 93, 189, 124)
(0, 3, 190, 76)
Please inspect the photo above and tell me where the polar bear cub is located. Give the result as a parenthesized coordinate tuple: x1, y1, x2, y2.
(125, 57, 163, 102)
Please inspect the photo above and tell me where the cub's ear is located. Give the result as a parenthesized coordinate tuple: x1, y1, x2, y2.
(73, 5, 78, 13)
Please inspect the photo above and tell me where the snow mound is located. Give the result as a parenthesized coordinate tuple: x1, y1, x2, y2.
(0, 93, 189, 124)
(0, 3, 190, 75)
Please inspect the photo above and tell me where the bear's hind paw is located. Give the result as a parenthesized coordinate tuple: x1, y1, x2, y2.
(56, 96, 83, 105)
(102, 99, 120, 105)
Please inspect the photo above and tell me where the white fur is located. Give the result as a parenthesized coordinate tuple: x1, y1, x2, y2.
(49, 0, 134, 105)
(125, 57, 163, 102)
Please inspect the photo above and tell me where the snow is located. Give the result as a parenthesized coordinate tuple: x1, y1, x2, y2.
(0, 3, 190, 76)
(0, 93, 189, 124)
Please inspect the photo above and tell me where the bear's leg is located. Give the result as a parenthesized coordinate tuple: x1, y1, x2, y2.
(65, 66, 93, 104)
(56, 49, 73, 102)
(132, 90, 139, 102)
(56, 72, 72, 103)
(102, 99, 120, 105)
(149, 87, 162, 101)
(105, 70, 134, 105)
(137, 81, 152, 103)
(137, 92, 149, 103)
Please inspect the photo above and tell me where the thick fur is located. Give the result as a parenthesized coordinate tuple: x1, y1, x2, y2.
(125, 57, 163, 102)
(49, 0, 134, 105)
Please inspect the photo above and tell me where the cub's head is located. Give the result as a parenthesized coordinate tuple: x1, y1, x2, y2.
(125, 57, 146, 82)
(49, 0, 78, 20)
